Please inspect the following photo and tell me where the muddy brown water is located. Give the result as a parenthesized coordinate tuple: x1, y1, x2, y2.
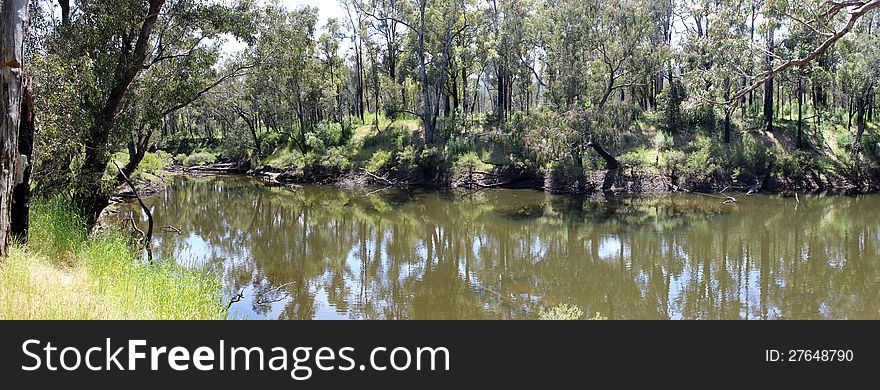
(113, 175, 880, 319)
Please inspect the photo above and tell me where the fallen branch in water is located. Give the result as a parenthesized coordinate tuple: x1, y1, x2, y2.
(362, 169, 398, 186)
(114, 161, 153, 262)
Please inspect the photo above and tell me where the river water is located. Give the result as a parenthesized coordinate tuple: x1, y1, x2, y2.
(115, 175, 880, 320)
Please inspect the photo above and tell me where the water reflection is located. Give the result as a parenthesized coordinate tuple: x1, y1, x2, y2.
(116, 176, 880, 320)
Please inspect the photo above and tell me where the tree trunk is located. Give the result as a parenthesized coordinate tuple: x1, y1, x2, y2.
(724, 78, 731, 143)
(0, 0, 28, 257)
(854, 93, 868, 155)
(58, 0, 70, 26)
(797, 75, 804, 149)
(11, 74, 33, 242)
(763, 29, 775, 133)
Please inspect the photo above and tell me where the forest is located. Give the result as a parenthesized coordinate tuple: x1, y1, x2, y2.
(0, 0, 879, 319)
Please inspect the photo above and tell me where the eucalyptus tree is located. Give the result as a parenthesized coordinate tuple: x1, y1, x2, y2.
(836, 16, 879, 156)
(32, 0, 257, 225)
(542, 0, 656, 171)
(365, 0, 476, 144)
(246, 4, 320, 155)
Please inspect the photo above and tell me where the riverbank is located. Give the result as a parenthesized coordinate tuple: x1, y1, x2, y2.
(0, 199, 228, 320)
(244, 162, 870, 196)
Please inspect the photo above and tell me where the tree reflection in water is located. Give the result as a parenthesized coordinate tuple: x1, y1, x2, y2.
(113, 176, 880, 320)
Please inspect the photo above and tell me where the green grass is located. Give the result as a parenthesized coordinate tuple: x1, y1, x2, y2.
(0, 199, 227, 320)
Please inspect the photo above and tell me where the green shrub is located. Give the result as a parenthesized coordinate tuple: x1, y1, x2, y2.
(182, 151, 216, 167)
(718, 132, 771, 179)
(321, 146, 351, 173)
(452, 151, 492, 176)
(138, 151, 172, 174)
(661, 139, 717, 185)
(619, 148, 658, 176)
(274, 152, 303, 170)
(366, 150, 393, 173)
(773, 152, 808, 181)
(654, 130, 674, 151)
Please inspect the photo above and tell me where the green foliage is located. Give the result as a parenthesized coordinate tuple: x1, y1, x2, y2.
(661, 139, 717, 185)
(619, 148, 658, 175)
(367, 150, 393, 173)
(659, 79, 687, 132)
(716, 133, 771, 180)
(138, 151, 173, 174)
(772, 152, 809, 182)
(452, 152, 492, 175)
(654, 130, 674, 151)
(181, 151, 217, 167)
(322, 147, 352, 173)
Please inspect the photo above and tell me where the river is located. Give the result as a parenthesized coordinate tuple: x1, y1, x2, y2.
(114, 175, 880, 320)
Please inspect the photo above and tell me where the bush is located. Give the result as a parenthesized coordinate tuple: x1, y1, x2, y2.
(661, 139, 717, 185)
(366, 150, 393, 173)
(182, 151, 216, 167)
(772, 152, 808, 182)
(138, 151, 172, 174)
(618, 148, 658, 176)
(321, 146, 351, 173)
(273, 152, 303, 170)
(717, 132, 771, 180)
(452, 151, 492, 176)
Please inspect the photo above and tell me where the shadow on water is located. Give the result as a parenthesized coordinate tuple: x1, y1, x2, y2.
(112, 175, 880, 320)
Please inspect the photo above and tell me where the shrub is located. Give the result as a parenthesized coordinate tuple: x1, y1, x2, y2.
(661, 139, 717, 185)
(452, 151, 492, 176)
(366, 150, 393, 173)
(138, 151, 172, 174)
(658, 79, 686, 132)
(182, 151, 216, 167)
(274, 152, 303, 170)
(654, 130, 674, 151)
(773, 152, 808, 182)
(321, 146, 351, 173)
(618, 148, 658, 176)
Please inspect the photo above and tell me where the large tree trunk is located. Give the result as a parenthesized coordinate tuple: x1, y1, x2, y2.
(11, 74, 33, 242)
(0, 0, 28, 257)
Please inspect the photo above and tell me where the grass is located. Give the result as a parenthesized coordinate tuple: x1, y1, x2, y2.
(0, 199, 228, 320)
